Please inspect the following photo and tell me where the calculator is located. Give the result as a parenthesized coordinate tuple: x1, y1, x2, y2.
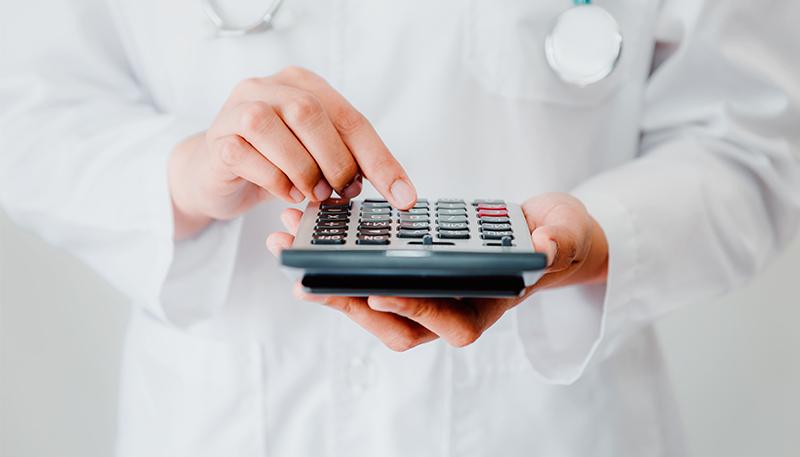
(280, 198, 548, 297)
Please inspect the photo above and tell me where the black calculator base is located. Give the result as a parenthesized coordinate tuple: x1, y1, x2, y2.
(301, 274, 526, 298)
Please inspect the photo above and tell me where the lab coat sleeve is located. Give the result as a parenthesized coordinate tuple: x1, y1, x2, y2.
(0, 0, 241, 325)
(515, 0, 800, 384)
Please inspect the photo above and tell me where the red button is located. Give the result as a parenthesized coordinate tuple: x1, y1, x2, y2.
(477, 204, 507, 210)
(478, 209, 509, 217)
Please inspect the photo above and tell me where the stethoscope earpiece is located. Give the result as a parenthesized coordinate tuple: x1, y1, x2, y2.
(545, 1, 623, 86)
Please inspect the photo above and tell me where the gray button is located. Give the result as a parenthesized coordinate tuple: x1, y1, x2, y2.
(481, 231, 515, 240)
(438, 230, 470, 239)
(437, 222, 469, 230)
(480, 223, 512, 231)
(437, 215, 468, 223)
(398, 229, 429, 238)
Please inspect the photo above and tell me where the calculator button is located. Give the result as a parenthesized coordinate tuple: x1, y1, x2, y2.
(398, 214, 430, 222)
(436, 215, 468, 223)
(415, 198, 429, 204)
(436, 208, 467, 216)
(357, 235, 391, 245)
(481, 231, 515, 240)
(314, 228, 347, 236)
(477, 209, 509, 217)
(438, 230, 470, 239)
(400, 208, 429, 215)
(476, 204, 507, 211)
(480, 223, 512, 231)
(364, 198, 388, 203)
(437, 222, 469, 230)
(413, 201, 429, 208)
(318, 213, 349, 221)
(316, 221, 348, 229)
(479, 216, 510, 224)
(472, 199, 505, 206)
(361, 207, 392, 214)
(361, 214, 392, 222)
(311, 235, 346, 245)
(358, 228, 391, 236)
(436, 202, 467, 210)
(399, 221, 430, 230)
(397, 229, 430, 238)
(359, 221, 391, 229)
(437, 198, 465, 204)
(321, 198, 352, 209)
(362, 201, 391, 209)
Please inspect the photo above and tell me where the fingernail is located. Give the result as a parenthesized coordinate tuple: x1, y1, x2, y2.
(313, 179, 333, 201)
(289, 186, 304, 203)
(390, 179, 416, 208)
(547, 240, 558, 267)
(367, 297, 390, 312)
(340, 175, 363, 199)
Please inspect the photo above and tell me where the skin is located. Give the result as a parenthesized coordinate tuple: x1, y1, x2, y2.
(169, 66, 610, 350)
(169, 66, 417, 240)
(266, 193, 609, 352)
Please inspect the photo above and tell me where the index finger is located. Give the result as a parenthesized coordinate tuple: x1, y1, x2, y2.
(272, 67, 417, 209)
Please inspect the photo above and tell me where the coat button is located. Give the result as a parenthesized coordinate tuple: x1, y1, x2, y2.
(347, 356, 375, 395)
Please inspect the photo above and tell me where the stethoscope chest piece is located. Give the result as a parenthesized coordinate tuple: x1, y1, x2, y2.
(545, 3, 623, 86)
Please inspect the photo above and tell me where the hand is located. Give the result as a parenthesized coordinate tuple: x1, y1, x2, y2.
(267, 193, 608, 351)
(168, 66, 417, 239)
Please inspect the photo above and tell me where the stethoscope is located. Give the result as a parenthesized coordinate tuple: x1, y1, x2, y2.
(201, 0, 622, 87)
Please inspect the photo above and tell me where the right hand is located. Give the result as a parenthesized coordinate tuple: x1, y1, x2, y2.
(168, 66, 417, 239)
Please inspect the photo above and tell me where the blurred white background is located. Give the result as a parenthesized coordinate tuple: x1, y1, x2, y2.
(1, 207, 799, 457)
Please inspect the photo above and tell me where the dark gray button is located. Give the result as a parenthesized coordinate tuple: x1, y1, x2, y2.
(399, 221, 430, 230)
(321, 199, 351, 209)
(438, 230, 470, 239)
(436, 202, 467, 210)
(437, 198, 465, 204)
(472, 199, 505, 206)
(358, 228, 391, 236)
(357, 235, 390, 245)
(318, 213, 349, 221)
(362, 202, 391, 209)
(397, 229, 429, 238)
(479, 216, 510, 224)
(314, 228, 347, 236)
(364, 198, 388, 203)
(481, 231, 515, 240)
(398, 214, 430, 222)
(437, 215, 468, 223)
(311, 235, 345, 245)
(361, 207, 391, 214)
(480, 223, 512, 231)
(436, 208, 467, 216)
(360, 221, 391, 229)
(316, 221, 348, 229)
(320, 207, 350, 214)
(361, 214, 391, 222)
(437, 222, 469, 230)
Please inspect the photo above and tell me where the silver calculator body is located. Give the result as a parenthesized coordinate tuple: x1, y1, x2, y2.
(280, 198, 548, 297)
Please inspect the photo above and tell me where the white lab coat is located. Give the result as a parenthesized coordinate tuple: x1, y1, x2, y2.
(1, 0, 799, 455)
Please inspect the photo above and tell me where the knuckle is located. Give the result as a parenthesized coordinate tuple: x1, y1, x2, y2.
(451, 325, 482, 348)
(218, 137, 246, 166)
(240, 102, 275, 135)
(280, 65, 313, 81)
(327, 160, 358, 188)
(332, 107, 366, 135)
(283, 94, 324, 126)
(235, 77, 264, 94)
(385, 330, 421, 353)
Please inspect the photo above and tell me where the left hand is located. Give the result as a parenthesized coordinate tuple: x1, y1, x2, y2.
(267, 193, 609, 351)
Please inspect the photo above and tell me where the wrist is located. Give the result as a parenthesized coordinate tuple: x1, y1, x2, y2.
(169, 133, 213, 240)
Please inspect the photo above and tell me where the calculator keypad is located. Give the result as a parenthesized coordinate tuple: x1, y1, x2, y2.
(311, 199, 351, 245)
(310, 198, 520, 247)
